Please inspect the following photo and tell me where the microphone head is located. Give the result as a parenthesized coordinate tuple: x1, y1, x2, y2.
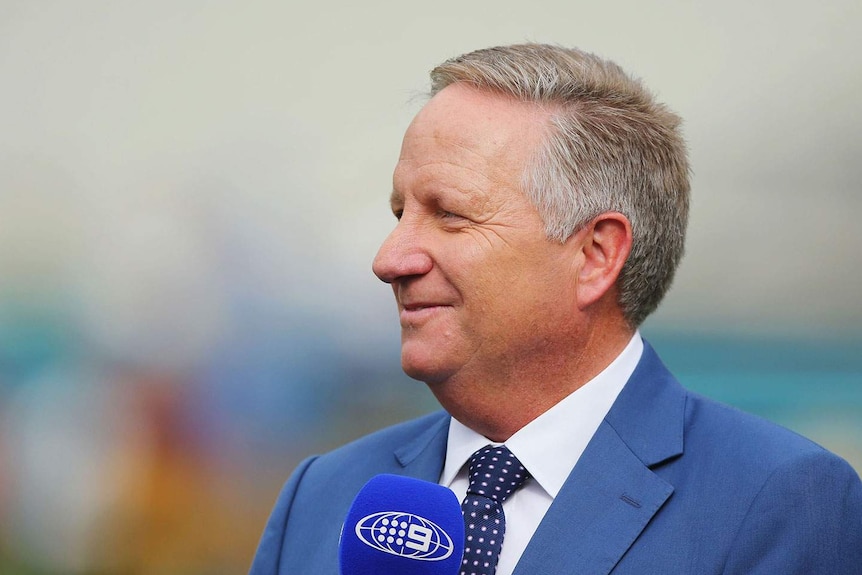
(339, 474, 465, 575)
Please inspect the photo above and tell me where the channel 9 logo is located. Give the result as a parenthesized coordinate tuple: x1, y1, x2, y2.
(354, 511, 456, 561)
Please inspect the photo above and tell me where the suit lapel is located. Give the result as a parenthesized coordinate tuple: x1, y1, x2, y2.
(514, 342, 686, 575)
(393, 411, 451, 482)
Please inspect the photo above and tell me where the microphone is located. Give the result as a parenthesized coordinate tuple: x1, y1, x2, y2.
(339, 474, 465, 575)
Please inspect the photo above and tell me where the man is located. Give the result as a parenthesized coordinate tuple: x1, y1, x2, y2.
(250, 44, 862, 574)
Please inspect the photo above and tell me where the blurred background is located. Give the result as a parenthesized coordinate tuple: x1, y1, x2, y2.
(1, 1, 860, 573)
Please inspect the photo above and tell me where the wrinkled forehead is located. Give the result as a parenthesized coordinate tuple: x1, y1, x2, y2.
(404, 83, 550, 152)
(394, 85, 550, 192)
(390, 85, 550, 212)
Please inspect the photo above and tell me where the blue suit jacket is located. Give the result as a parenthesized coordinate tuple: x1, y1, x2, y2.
(250, 343, 862, 574)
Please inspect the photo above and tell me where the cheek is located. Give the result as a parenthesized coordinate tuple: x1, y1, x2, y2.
(497, 253, 572, 312)
(442, 234, 563, 306)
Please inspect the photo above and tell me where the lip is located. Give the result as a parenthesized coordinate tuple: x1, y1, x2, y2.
(399, 303, 449, 325)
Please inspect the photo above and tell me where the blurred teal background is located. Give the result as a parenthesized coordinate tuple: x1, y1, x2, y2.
(1, 1, 860, 573)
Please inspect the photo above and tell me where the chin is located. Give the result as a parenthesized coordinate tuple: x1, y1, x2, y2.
(401, 360, 441, 384)
(400, 351, 453, 386)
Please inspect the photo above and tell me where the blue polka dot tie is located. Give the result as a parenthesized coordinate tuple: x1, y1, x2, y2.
(460, 445, 531, 575)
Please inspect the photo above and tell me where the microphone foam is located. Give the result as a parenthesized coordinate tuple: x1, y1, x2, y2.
(339, 474, 465, 575)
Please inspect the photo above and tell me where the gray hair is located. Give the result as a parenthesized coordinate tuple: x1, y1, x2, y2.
(429, 43, 690, 327)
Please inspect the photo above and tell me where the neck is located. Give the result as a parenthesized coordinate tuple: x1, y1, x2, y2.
(430, 319, 635, 442)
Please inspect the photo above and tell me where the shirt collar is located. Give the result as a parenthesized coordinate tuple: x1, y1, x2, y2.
(440, 332, 643, 497)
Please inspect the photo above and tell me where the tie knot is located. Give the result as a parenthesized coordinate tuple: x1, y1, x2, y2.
(466, 445, 530, 503)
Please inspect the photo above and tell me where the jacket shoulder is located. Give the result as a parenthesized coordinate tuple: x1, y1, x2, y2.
(249, 410, 450, 575)
(683, 390, 843, 470)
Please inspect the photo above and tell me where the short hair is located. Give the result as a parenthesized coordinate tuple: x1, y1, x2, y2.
(429, 43, 690, 327)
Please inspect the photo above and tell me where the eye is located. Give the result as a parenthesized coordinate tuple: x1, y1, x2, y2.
(438, 210, 460, 220)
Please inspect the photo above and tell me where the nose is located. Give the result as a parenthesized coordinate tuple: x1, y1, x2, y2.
(372, 219, 433, 283)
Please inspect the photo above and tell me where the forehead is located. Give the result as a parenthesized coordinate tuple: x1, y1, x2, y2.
(391, 85, 549, 204)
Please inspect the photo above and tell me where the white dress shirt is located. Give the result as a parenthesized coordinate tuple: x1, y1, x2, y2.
(438, 332, 643, 575)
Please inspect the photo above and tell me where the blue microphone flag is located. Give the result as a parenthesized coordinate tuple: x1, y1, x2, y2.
(339, 474, 465, 575)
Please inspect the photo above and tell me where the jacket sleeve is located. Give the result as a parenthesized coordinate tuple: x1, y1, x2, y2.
(249, 456, 320, 575)
(721, 450, 862, 574)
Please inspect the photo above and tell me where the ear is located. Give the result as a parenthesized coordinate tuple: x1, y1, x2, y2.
(572, 212, 632, 310)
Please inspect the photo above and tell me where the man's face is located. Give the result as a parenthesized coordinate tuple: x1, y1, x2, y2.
(372, 84, 581, 388)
